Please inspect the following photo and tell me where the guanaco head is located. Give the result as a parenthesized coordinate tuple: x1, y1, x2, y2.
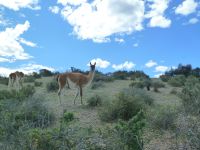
(90, 62, 96, 72)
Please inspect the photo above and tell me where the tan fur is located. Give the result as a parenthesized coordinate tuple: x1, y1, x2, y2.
(8, 71, 24, 88)
(58, 62, 96, 105)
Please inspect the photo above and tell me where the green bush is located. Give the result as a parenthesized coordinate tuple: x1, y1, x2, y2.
(181, 76, 200, 115)
(24, 75, 36, 83)
(94, 74, 114, 82)
(26, 128, 73, 150)
(46, 80, 59, 92)
(0, 85, 35, 101)
(34, 81, 43, 87)
(148, 106, 177, 131)
(0, 77, 9, 85)
(87, 95, 102, 107)
(0, 90, 14, 100)
(62, 111, 74, 124)
(170, 88, 178, 95)
(168, 75, 186, 87)
(91, 81, 104, 90)
(129, 81, 145, 89)
(160, 75, 170, 82)
(15, 85, 35, 101)
(115, 110, 145, 150)
(15, 95, 56, 128)
(152, 81, 165, 92)
(99, 89, 148, 122)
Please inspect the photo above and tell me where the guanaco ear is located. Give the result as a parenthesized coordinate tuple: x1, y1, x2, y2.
(94, 62, 96, 65)
(90, 62, 92, 66)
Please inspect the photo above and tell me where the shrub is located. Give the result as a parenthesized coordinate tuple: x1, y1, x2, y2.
(130, 79, 152, 91)
(129, 81, 145, 89)
(160, 75, 170, 82)
(87, 95, 102, 107)
(24, 75, 36, 83)
(62, 111, 74, 123)
(94, 73, 114, 82)
(15, 85, 35, 101)
(180, 76, 200, 115)
(168, 75, 186, 87)
(0, 90, 14, 100)
(0, 77, 9, 85)
(152, 81, 165, 92)
(27, 128, 73, 150)
(34, 81, 43, 87)
(32, 72, 41, 78)
(90, 81, 104, 90)
(170, 88, 178, 95)
(15, 95, 56, 128)
(99, 89, 149, 122)
(46, 80, 59, 92)
(0, 85, 35, 101)
(115, 110, 145, 150)
(148, 106, 177, 131)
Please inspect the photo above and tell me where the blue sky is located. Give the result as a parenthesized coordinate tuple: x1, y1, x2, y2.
(0, 0, 199, 77)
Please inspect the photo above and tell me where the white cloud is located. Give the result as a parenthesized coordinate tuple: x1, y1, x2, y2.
(188, 17, 199, 24)
(133, 43, 139, 47)
(0, 0, 40, 11)
(112, 61, 136, 70)
(89, 58, 110, 69)
(145, 60, 157, 68)
(19, 38, 37, 47)
(175, 0, 198, 16)
(57, 0, 87, 6)
(146, 0, 171, 28)
(0, 21, 35, 61)
(155, 65, 169, 72)
(154, 73, 163, 78)
(114, 38, 124, 43)
(0, 64, 55, 77)
(148, 15, 171, 28)
(49, 6, 60, 14)
(60, 0, 145, 42)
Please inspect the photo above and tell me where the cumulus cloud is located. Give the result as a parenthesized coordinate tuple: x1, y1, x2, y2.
(175, 0, 198, 16)
(155, 65, 169, 72)
(0, 63, 55, 77)
(49, 6, 60, 14)
(145, 60, 157, 68)
(89, 58, 110, 69)
(112, 61, 136, 70)
(0, 0, 41, 11)
(188, 17, 199, 24)
(0, 21, 36, 62)
(146, 0, 171, 28)
(60, 0, 145, 42)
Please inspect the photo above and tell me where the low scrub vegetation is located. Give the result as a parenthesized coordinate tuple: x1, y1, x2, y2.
(46, 80, 59, 92)
(148, 106, 177, 131)
(99, 88, 153, 122)
(90, 81, 104, 90)
(24, 75, 36, 83)
(152, 81, 165, 92)
(34, 81, 43, 87)
(168, 75, 186, 87)
(87, 95, 102, 107)
(115, 110, 145, 150)
(0, 76, 9, 85)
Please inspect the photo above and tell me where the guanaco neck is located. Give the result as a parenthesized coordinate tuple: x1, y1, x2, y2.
(86, 69, 95, 85)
